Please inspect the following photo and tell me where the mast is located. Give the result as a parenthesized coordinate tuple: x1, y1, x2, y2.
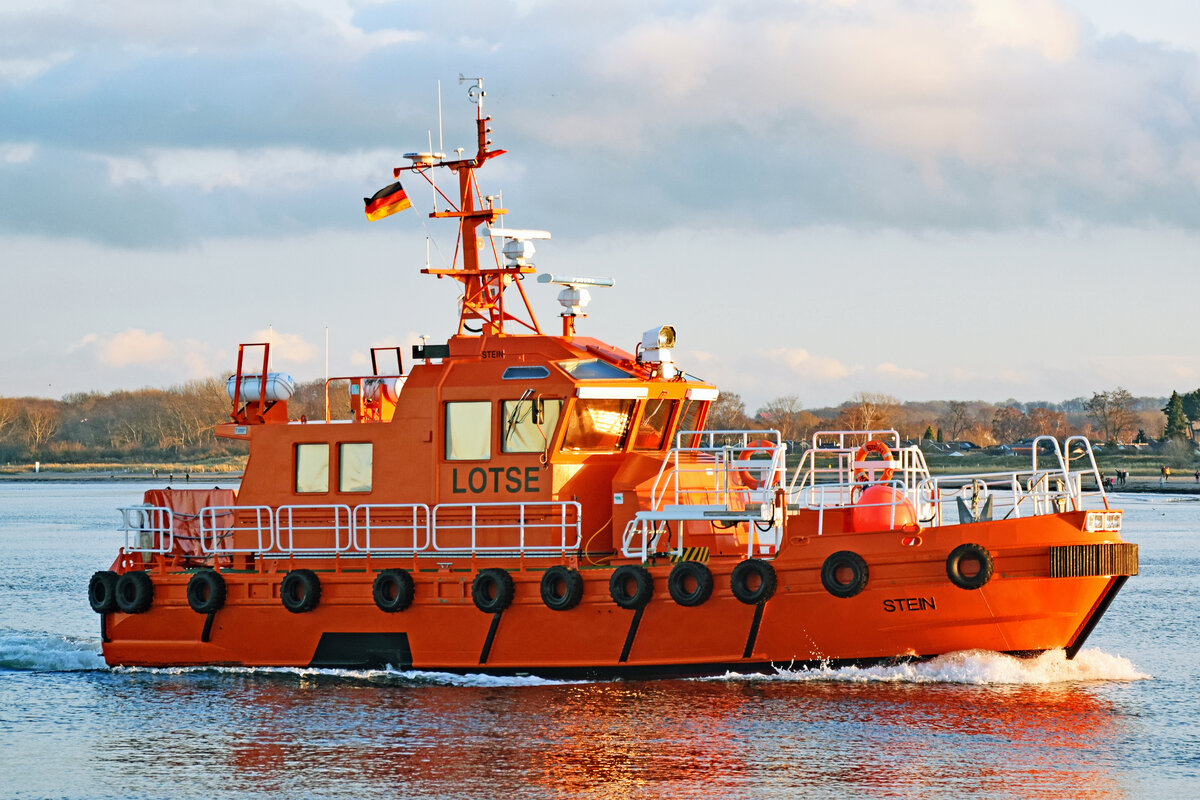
(396, 79, 542, 337)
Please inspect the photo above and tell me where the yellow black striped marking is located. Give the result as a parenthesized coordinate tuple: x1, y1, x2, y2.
(670, 547, 710, 563)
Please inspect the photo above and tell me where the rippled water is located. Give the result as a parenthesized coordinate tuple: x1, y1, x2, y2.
(1, 483, 1196, 799)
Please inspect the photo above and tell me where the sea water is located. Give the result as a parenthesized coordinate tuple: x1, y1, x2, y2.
(0, 483, 1195, 799)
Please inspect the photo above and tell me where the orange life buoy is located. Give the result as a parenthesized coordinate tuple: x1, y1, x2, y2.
(853, 440, 895, 483)
(735, 439, 782, 490)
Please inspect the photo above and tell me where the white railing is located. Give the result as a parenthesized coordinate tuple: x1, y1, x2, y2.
(276, 504, 354, 554)
(649, 429, 787, 511)
(199, 505, 274, 554)
(353, 503, 431, 553)
(431, 501, 581, 554)
(118, 504, 174, 554)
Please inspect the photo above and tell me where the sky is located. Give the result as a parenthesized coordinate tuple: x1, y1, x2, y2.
(2, 0, 1199, 411)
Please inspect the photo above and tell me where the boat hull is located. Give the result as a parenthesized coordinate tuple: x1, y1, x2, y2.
(98, 514, 1134, 677)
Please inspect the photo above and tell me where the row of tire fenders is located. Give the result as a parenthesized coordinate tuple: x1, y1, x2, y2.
(86, 542, 994, 619)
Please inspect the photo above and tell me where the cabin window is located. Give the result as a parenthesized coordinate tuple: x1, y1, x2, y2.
(502, 398, 562, 453)
(502, 366, 550, 380)
(561, 398, 635, 452)
(557, 359, 633, 379)
(445, 401, 491, 461)
(676, 398, 706, 447)
(295, 443, 330, 493)
(338, 442, 373, 492)
(634, 398, 677, 450)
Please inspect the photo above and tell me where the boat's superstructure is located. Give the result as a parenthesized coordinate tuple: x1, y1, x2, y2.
(88, 83, 1137, 677)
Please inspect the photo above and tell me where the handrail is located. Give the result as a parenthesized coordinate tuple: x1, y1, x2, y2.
(430, 501, 581, 554)
(118, 504, 174, 554)
(353, 503, 431, 553)
(199, 505, 274, 554)
(276, 504, 353, 554)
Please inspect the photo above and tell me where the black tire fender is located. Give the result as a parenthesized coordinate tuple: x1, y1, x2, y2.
(472, 568, 515, 614)
(946, 543, 994, 590)
(540, 566, 584, 611)
(373, 568, 415, 612)
(730, 558, 777, 605)
(115, 571, 154, 614)
(187, 569, 226, 615)
(281, 569, 321, 613)
(667, 561, 714, 607)
(821, 551, 869, 599)
(88, 570, 119, 614)
(609, 565, 653, 610)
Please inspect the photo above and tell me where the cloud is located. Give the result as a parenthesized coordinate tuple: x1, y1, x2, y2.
(78, 328, 174, 367)
(874, 362, 928, 381)
(767, 347, 853, 381)
(250, 329, 318, 364)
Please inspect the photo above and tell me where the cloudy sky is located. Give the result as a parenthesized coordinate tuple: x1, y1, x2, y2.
(2, 0, 1198, 410)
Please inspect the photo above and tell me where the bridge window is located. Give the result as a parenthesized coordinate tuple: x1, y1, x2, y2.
(445, 401, 492, 461)
(634, 398, 677, 450)
(338, 442, 373, 492)
(502, 398, 562, 453)
(295, 443, 329, 493)
(561, 398, 635, 452)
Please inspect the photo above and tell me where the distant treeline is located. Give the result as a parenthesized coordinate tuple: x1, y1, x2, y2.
(0, 378, 350, 466)
(0, 381, 1190, 466)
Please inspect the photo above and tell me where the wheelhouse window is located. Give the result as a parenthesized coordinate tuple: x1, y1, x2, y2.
(634, 398, 677, 450)
(676, 398, 706, 447)
(561, 399, 635, 452)
(338, 442, 373, 492)
(445, 401, 491, 461)
(295, 443, 330, 493)
(502, 398, 562, 453)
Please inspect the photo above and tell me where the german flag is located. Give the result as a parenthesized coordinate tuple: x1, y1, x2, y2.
(364, 181, 412, 221)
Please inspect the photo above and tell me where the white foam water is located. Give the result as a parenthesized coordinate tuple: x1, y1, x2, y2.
(716, 647, 1149, 685)
(0, 630, 107, 672)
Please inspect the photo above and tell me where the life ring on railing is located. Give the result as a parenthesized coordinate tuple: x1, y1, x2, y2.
(946, 543, 994, 590)
(472, 568, 515, 614)
(609, 565, 653, 609)
(735, 439, 782, 490)
(853, 440, 895, 483)
(668, 561, 714, 607)
(281, 569, 321, 613)
(187, 569, 226, 615)
(540, 566, 584, 611)
(373, 569, 415, 613)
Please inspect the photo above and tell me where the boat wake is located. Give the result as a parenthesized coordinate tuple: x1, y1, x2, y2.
(0, 631, 107, 672)
(720, 648, 1149, 685)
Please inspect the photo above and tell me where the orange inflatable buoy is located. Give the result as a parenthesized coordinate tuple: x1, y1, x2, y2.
(851, 484, 918, 532)
(735, 439, 782, 490)
(853, 440, 895, 483)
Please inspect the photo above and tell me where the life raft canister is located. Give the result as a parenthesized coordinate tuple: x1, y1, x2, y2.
(735, 439, 783, 490)
(853, 439, 895, 483)
(851, 484, 919, 532)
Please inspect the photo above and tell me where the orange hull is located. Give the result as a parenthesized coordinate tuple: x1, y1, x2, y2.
(98, 514, 1132, 677)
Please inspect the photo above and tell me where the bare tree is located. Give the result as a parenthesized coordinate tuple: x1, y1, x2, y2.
(991, 405, 1034, 443)
(938, 401, 970, 440)
(23, 403, 61, 448)
(754, 394, 819, 441)
(1084, 388, 1137, 443)
(840, 392, 899, 431)
(705, 391, 750, 431)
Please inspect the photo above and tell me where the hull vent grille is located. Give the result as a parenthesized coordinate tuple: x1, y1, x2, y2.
(1050, 543, 1139, 578)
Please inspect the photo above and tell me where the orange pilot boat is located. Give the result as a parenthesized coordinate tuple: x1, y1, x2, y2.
(88, 83, 1138, 678)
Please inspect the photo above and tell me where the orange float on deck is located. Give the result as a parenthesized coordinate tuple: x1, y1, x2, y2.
(851, 484, 919, 532)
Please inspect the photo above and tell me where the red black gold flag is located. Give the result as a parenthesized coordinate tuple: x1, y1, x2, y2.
(364, 181, 412, 221)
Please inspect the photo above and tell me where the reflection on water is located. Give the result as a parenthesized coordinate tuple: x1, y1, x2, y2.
(54, 658, 1134, 800)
